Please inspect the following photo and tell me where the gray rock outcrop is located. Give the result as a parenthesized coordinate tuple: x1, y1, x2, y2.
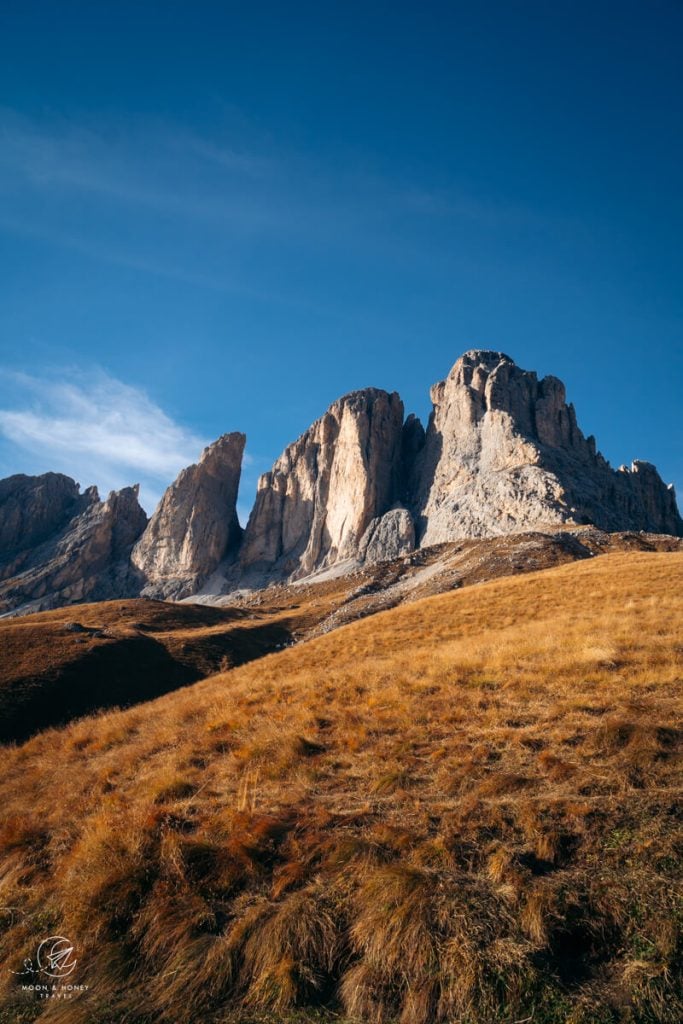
(358, 507, 416, 565)
(0, 477, 147, 614)
(239, 389, 407, 580)
(132, 433, 245, 598)
(407, 350, 682, 543)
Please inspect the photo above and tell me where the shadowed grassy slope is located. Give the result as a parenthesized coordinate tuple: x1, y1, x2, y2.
(0, 552, 681, 1023)
(0, 600, 297, 742)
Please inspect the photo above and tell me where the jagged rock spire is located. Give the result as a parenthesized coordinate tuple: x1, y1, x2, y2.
(132, 432, 245, 598)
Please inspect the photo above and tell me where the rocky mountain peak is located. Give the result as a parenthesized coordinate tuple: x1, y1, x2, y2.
(449, 348, 514, 376)
(0, 472, 89, 559)
(429, 349, 580, 448)
(0, 475, 147, 615)
(239, 387, 406, 581)
(107, 484, 149, 555)
(132, 431, 246, 598)
(409, 351, 681, 544)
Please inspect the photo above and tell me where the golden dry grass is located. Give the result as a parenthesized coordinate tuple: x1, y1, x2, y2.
(0, 599, 301, 742)
(3, 528, 679, 744)
(0, 551, 681, 1023)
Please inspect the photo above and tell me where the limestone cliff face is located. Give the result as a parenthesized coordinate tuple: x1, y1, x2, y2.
(239, 389, 408, 579)
(132, 433, 245, 598)
(0, 477, 147, 614)
(408, 350, 682, 544)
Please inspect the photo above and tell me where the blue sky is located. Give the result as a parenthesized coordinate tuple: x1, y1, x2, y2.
(0, 0, 681, 518)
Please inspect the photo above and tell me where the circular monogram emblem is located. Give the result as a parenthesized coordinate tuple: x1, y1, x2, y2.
(36, 936, 77, 979)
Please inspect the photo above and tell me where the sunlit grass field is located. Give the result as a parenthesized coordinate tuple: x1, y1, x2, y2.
(1, 551, 681, 1023)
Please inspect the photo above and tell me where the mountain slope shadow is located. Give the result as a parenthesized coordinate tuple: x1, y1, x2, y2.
(0, 611, 293, 744)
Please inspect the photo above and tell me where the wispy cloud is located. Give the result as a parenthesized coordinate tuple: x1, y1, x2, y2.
(0, 214, 262, 300)
(0, 107, 283, 231)
(0, 107, 547, 265)
(0, 368, 209, 512)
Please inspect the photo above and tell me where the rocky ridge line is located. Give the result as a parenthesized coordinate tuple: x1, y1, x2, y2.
(0, 350, 680, 613)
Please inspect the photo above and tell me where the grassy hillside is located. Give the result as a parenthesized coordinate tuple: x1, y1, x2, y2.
(2, 528, 679, 743)
(0, 600, 295, 742)
(0, 552, 681, 1023)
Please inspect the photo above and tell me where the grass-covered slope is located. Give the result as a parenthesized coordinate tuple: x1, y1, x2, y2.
(0, 552, 681, 1023)
(0, 599, 296, 742)
(2, 528, 679, 744)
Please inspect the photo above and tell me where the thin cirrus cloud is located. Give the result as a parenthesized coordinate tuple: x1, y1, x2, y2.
(0, 107, 287, 232)
(0, 106, 544, 273)
(0, 368, 211, 513)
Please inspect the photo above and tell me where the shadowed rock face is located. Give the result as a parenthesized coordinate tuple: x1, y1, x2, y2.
(132, 433, 246, 599)
(0, 479, 148, 615)
(239, 389, 407, 580)
(0, 472, 84, 562)
(407, 350, 682, 544)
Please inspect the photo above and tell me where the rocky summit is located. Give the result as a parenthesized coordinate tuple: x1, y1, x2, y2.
(239, 388, 405, 582)
(407, 350, 681, 544)
(0, 351, 680, 614)
(132, 432, 245, 599)
(0, 475, 147, 614)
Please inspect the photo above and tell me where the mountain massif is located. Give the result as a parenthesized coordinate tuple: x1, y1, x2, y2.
(1, 350, 680, 614)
